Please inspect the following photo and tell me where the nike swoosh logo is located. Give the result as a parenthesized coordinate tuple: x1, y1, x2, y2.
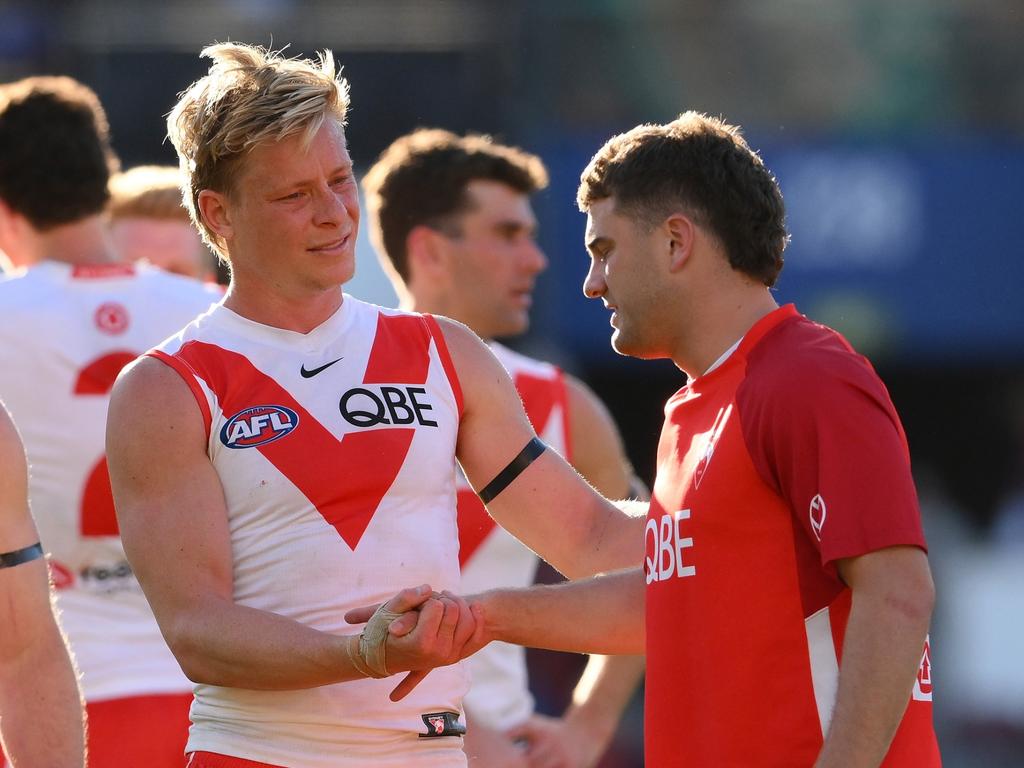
(300, 357, 344, 378)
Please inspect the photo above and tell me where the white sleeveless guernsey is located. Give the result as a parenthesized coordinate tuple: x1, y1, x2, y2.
(150, 295, 469, 767)
(457, 342, 571, 729)
(0, 261, 217, 703)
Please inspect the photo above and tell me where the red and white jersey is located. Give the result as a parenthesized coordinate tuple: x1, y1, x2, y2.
(644, 305, 940, 766)
(151, 295, 469, 767)
(0, 261, 218, 702)
(457, 342, 570, 728)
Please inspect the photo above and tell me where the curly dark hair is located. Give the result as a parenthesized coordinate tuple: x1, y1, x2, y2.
(577, 112, 788, 287)
(0, 76, 119, 230)
(362, 128, 548, 282)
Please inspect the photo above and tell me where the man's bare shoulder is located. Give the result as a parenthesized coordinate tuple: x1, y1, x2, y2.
(430, 314, 491, 358)
(429, 315, 509, 388)
(109, 354, 206, 438)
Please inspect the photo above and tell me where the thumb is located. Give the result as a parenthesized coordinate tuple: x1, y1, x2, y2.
(344, 603, 381, 625)
(388, 611, 419, 637)
(345, 584, 433, 625)
(384, 584, 434, 613)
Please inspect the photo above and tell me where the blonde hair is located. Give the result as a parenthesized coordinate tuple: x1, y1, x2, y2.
(167, 42, 350, 259)
(108, 165, 189, 222)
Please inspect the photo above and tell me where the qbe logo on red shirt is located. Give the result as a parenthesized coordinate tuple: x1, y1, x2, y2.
(220, 405, 299, 449)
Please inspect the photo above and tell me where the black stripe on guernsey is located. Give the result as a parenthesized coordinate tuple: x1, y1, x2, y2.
(478, 437, 547, 504)
(0, 542, 44, 569)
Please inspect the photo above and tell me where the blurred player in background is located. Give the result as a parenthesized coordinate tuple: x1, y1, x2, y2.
(0, 75, 219, 767)
(107, 42, 645, 768)
(362, 128, 645, 768)
(108, 165, 218, 282)
(0, 405, 85, 768)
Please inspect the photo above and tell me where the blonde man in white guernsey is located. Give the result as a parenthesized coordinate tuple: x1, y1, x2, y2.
(363, 129, 645, 768)
(107, 44, 644, 768)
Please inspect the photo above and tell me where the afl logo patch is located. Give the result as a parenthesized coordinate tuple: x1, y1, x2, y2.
(809, 494, 827, 541)
(220, 405, 299, 449)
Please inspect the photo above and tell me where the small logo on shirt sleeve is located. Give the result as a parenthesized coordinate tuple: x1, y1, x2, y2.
(809, 494, 827, 541)
(419, 711, 466, 738)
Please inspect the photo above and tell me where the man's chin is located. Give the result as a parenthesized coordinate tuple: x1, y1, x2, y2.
(610, 329, 637, 357)
(611, 329, 660, 360)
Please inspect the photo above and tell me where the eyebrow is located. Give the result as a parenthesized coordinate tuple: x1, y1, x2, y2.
(494, 219, 537, 235)
(266, 163, 354, 195)
(586, 235, 611, 254)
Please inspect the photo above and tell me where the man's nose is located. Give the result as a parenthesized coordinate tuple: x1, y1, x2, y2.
(583, 259, 606, 298)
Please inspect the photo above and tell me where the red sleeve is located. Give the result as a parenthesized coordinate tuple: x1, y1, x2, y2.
(737, 326, 926, 568)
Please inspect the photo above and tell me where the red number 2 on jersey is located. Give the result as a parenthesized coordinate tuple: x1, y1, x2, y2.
(74, 351, 139, 537)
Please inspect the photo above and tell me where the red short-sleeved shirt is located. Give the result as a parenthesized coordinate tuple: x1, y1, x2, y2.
(644, 304, 940, 767)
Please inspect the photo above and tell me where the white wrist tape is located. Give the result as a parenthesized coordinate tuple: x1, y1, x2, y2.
(350, 603, 405, 678)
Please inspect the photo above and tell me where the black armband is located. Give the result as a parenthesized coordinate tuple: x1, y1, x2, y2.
(0, 542, 44, 569)
(478, 437, 547, 504)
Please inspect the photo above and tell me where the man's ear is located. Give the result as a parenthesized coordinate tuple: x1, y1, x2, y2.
(406, 225, 449, 280)
(665, 212, 696, 273)
(197, 189, 234, 246)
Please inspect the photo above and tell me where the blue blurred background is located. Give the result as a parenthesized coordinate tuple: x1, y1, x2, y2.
(3, 1, 1021, 764)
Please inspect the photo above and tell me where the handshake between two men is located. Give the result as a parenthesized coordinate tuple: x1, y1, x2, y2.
(344, 569, 646, 701)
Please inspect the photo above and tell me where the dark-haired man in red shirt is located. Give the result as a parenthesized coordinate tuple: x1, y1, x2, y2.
(369, 111, 941, 768)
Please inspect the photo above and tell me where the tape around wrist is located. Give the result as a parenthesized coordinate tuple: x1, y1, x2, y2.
(351, 603, 405, 678)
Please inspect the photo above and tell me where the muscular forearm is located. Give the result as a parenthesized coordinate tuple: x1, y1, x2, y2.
(166, 586, 469, 692)
(163, 596, 362, 689)
(478, 568, 644, 655)
(0, 631, 84, 768)
(817, 550, 934, 767)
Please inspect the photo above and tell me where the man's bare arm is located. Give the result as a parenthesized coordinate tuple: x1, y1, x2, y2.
(477, 568, 645, 656)
(107, 357, 474, 690)
(815, 546, 934, 768)
(0, 409, 84, 768)
(440, 319, 644, 577)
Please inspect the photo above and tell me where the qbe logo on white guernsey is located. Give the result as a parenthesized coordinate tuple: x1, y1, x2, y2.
(645, 509, 696, 584)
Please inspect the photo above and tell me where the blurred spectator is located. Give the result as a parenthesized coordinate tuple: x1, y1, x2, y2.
(108, 164, 217, 282)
